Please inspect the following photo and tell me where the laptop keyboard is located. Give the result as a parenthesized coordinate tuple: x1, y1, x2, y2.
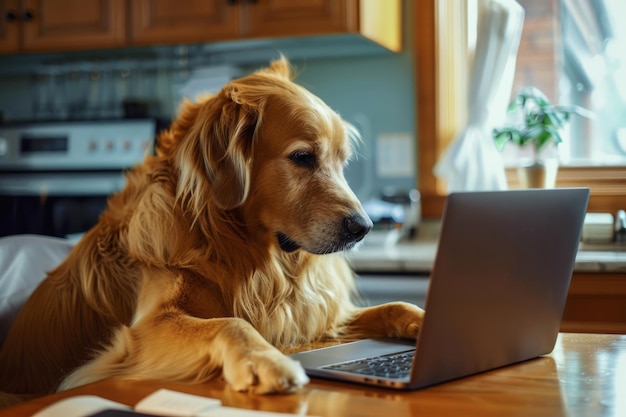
(322, 349, 415, 379)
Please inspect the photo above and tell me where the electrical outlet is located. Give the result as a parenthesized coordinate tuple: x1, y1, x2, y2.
(376, 132, 415, 178)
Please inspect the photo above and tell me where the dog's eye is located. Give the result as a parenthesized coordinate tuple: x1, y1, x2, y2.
(290, 151, 316, 168)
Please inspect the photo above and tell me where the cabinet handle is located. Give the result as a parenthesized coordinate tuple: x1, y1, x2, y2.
(226, 0, 237, 4)
(4, 10, 17, 22)
(22, 9, 34, 21)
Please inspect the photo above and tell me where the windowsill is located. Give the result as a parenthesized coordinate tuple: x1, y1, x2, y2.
(348, 221, 626, 274)
(503, 161, 626, 168)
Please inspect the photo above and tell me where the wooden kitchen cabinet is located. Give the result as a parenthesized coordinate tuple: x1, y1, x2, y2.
(1, 0, 126, 53)
(21, 0, 126, 52)
(130, 0, 356, 45)
(244, 0, 357, 39)
(1, 0, 400, 55)
(130, 0, 400, 52)
(0, 0, 21, 53)
(0, 0, 126, 53)
(130, 0, 240, 46)
(561, 272, 626, 334)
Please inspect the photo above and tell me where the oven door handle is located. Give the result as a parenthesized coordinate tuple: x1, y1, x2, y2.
(0, 173, 126, 196)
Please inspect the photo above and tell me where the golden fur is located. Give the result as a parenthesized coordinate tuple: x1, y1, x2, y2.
(0, 58, 424, 405)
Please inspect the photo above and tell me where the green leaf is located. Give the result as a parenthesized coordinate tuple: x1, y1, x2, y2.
(535, 131, 553, 152)
(545, 125, 563, 144)
(494, 85, 590, 152)
(507, 100, 520, 113)
(523, 126, 544, 141)
(543, 108, 568, 127)
(494, 132, 509, 151)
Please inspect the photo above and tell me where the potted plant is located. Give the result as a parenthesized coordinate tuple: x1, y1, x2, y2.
(493, 86, 590, 188)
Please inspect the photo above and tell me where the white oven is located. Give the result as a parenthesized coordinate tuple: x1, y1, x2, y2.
(0, 119, 156, 237)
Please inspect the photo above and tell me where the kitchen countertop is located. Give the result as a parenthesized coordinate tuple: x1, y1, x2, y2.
(348, 220, 626, 274)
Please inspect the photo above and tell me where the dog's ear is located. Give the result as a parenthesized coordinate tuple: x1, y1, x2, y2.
(177, 61, 300, 211)
(206, 96, 257, 210)
(205, 59, 292, 209)
(173, 94, 257, 212)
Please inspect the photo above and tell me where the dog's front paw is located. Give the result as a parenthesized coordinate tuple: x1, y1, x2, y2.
(223, 348, 309, 394)
(383, 301, 425, 339)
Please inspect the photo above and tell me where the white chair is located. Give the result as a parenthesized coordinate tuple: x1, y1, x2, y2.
(0, 235, 73, 346)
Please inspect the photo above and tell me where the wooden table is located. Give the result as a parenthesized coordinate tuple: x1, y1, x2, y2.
(2, 333, 625, 417)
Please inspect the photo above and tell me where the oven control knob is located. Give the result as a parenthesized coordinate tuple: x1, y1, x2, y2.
(88, 140, 97, 152)
(105, 140, 114, 151)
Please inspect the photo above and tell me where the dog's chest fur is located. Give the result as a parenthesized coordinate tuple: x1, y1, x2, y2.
(235, 252, 356, 347)
(141, 250, 357, 349)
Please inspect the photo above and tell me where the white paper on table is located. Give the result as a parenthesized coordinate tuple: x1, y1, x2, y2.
(31, 388, 318, 417)
(134, 389, 222, 417)
(31, 396, 131, 417)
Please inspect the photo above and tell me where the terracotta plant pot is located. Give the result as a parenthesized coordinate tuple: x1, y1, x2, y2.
(517, 160, 559, 188)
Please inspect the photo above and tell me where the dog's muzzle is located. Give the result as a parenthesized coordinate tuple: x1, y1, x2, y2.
(277, 213, 372, 254)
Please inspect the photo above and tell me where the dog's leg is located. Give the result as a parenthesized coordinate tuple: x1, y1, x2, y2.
(216, 318, 310, 393)
(60, 315, 309, 394)
(340, 302, 425, 340)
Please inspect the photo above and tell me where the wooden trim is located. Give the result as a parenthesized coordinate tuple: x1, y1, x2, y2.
(560, 321, 626, 334)
(415, 0, 470, 218)
(414, 0, 440, 218)
(435, 0, 469, 161)
(506, 166, 626, 213)
(507, 166, 626, 192)
(413, 0, 455, 217)
(359, 0, 401, 52)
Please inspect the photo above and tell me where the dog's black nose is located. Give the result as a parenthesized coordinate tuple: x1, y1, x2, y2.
(343, 214, 373, 243)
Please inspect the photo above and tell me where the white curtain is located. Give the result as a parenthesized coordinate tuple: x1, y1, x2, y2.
(434, 0, 525, 192)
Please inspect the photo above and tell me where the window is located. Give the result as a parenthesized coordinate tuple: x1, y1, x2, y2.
(508, 0, 626, 167)
(414, 0, 626, 218)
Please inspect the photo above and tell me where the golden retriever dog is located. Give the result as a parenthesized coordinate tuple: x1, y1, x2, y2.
(0, 57, 424, 404)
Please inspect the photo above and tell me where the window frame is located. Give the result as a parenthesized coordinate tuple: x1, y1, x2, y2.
(414, 0, 626, 218)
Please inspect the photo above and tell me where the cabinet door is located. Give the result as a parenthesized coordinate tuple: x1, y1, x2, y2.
(244, 0, 358, 38)
(0, 0, 20, 53)
(21, 0, 126, 52)
(131, 0, 240, 46)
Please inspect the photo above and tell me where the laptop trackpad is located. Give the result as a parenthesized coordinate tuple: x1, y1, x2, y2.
(289, 338, 416, 369)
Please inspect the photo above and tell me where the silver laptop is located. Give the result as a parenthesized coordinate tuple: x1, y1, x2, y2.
(290, 188, 590, 390)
